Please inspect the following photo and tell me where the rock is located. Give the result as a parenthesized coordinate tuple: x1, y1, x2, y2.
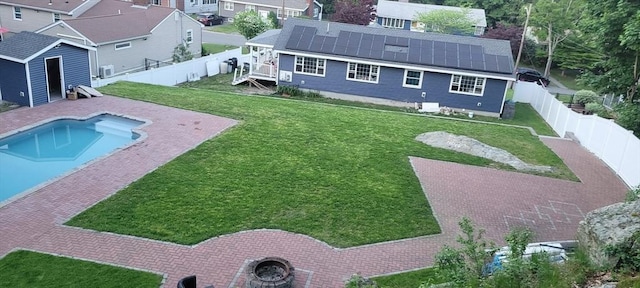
(576, 200, 640, 268)
(415, 131, 553, 173)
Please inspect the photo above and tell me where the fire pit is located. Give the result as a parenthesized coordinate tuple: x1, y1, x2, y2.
(245, 257, 295, 288)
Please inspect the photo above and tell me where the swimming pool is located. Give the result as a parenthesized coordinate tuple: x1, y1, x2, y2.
(0, 114, 144, 204)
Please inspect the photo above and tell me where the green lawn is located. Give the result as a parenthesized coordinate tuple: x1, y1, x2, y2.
(373, 268, 444, 287)
(67, 82, 575, 247)
(549, 68, 583, 91)
(0, 250, 162, 288)
(209, 23, 239, 34)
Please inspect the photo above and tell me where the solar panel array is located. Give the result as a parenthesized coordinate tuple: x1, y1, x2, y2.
(284, 25, 512, 74)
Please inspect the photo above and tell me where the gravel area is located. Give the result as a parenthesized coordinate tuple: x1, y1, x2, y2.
(416, 131, 553, 173)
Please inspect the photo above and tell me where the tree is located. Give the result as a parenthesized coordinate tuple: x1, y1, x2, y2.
(172, 43, 193, 63)
(529, 0, 585, 77)
(481, 23, 523, 59)
(578, 0, 640, 102)
(442, 0, 526, 27)
(332, 0, 375, 26)
(233, 11, 273, 40)
(413, 8, 475, 35)
(552, 33, 600, 73)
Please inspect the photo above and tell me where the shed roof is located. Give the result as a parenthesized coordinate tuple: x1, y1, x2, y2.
(0, 31, 93, 63)
(247, 29, 282, 46)
(273, 18, 513, 77)
(376, 0, 487, 27)
(225, 0, 309, 10)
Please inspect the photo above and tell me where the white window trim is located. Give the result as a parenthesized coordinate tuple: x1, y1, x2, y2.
(346, 62, 379, 84)
(381, 17, 404, 29)
(245, 4, 255, 11)
(53, 13, 61, 22)
(13, 6, 22, 21)
(186, 29, 193, 44)
(449, 74, 486, 96)
(403, 69, 423, 89)
(474, 26, 484, 36)
(277, 8, 302, 19)
(294, 56, 326, 77)
(114, 42, 131, 50)
(224, 2, 234, 11)
(203, 0, 216, 4)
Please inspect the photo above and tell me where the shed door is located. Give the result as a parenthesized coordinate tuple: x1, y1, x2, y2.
(45, 57, 63, 102)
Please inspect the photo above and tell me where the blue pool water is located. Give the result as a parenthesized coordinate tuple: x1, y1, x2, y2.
(0, 114, 143, 203)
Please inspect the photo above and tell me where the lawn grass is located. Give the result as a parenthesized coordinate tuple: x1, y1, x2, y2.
(0, 250, 162, 288)
(373, 268, 444, 287)
(178, 73, 242, 93)
(549, 68, 583, 91)
(68, 82, 576, 247)
(202, 43, 238, 55)
(209, 23, 239, 34)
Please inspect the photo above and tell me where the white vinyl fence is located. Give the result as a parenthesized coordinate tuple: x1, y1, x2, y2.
(513, 81, 640, 188)
(91, 48, 246, 87)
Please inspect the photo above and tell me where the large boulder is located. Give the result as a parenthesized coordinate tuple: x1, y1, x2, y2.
(577, 200, 640, 268)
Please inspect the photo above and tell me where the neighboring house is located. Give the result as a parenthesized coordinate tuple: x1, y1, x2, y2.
(218, 0, 322, 21)
(375, 0, 487, 36)
(0, 32, 94, 107)
(37, 1, 203, 78)
(246, 18, 513, 116)
(183, 0, 218, 14)
(0, 0, 100, 33)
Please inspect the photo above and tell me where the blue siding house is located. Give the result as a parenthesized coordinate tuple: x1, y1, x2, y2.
(271, 18, 514, 116)
(0, 32, 94, 107)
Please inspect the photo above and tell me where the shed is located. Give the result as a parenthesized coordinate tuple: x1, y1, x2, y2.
(0, 32, 94, 107)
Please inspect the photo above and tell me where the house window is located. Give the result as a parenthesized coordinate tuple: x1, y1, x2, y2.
(277, 9, 301, 19)
(403, 70, 423, 88)
(295, 56, 326, 76)
(13, 7, 21, 20)
(151, 0, 161, 5)
(313, 7, 319, 18)
(381, 17, 404, 29)
(245, 4, 256, 11)
(410, 21, 425, 32)
(203, 0, 216, 4)
(186, 29, 193, 44)
(474, 26, 484, 36)
(224, 2, 234, 10)
(450, 74, 485, 96)
(347, 62, 379, 83)
(53, 13, 61, 22)
(115, 42, 131, 50)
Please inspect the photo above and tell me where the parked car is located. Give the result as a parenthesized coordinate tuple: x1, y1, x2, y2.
(516, 68, 550, 86)
(197, 13, 224, 26)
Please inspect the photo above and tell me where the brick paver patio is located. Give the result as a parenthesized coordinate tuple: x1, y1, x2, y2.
(0, 96, 630, 288)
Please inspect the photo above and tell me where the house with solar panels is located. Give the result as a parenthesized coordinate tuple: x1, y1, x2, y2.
(238, 18, 515, 116)
(375, 0, 487, 36)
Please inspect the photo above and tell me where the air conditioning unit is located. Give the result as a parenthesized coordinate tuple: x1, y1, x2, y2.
(99, 65, 114, 79)
(279, 70, 292, 82)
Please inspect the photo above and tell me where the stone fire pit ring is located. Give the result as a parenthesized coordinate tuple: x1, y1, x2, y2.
(245, 257, 295, 288)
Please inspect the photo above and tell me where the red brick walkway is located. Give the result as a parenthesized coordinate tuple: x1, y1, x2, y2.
(0, 97, 629, 288)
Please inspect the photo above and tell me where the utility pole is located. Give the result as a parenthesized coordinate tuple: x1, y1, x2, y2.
(514, 3, 532, 73)
(281, 0, 286, 26)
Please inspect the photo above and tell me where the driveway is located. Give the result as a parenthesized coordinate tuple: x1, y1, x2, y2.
(202, 29, 246, 46)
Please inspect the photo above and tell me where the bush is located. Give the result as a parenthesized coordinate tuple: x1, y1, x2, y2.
(573, 90, 600, 105)
(614, 102, 640, 137)
(276, 86, 322, 98)
(345, 274, 378, 288)
(604, 231, 640, 273)
(585, 102, 610, 117)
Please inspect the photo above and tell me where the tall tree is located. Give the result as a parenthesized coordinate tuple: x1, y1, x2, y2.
(529, 0, 584, 77)
(579, 0, 640, 102)
(332, 0, 375, 25)
(442, 0, 526, 27)
(413, 9, 475, 35)
(233, 11, 274, 40)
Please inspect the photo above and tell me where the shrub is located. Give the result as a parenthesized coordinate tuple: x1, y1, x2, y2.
(604, 231, 640, 273)
(276, 85, 303, 97)
(573, 90, 600, 105)
(614, 102, 640, 137)
(625, 186, 640, 203)
(345, 273, 378, 288)
(585, 103, 610, 117)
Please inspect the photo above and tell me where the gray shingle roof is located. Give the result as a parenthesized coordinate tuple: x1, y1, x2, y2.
(274, 18, 513, 76)
(376, 0, 487, 28)
(0, 32, 60, 61)
(0, 0, 96, 15)
(247, 29, 282, 46)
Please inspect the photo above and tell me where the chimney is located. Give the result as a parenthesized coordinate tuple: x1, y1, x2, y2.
(306, 0, 313, 17)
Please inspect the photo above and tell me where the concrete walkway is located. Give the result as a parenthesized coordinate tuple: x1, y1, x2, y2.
(0, 97, 629, 288)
